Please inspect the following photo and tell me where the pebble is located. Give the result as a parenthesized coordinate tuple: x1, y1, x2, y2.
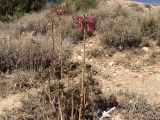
(108, 62, 116, 67)
(112, 115, 122, 120)
(112, 114, 122, 120)
(77, 55, 82, 60)
(142, 47, 149, 52)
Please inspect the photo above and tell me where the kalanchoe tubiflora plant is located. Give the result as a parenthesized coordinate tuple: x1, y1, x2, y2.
(48, 5, 70, 119)
(51, 5, 70, 16)
(47, 17, 59, 119)
(47, 18, 58, 58)
(73, 14, 96, 120)
(50, 5, 70, 80)
(72, 14, 96, 32)
(48, 4, 70, 58)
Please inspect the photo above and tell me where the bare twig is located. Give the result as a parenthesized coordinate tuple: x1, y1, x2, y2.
(58, 97, 64, 120)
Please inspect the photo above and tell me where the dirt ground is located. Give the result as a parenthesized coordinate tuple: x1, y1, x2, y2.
(71, 34, 160, 104)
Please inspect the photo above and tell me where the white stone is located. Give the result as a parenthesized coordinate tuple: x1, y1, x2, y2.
(112, 114, 122, 120)
(77, 55, 82, 60)
(142, 47, 149, 52)
(108, 62, 116, 67)
(125, 69, 130, 73)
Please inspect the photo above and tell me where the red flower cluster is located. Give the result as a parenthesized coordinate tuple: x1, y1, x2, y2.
(51, 5, 69, 16)
(72, 15, 96, 32)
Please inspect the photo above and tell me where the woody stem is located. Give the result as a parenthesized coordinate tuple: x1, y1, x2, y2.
(79, 29, 86, 120)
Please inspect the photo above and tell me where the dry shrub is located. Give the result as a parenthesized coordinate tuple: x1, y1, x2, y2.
(0, 33, 72, 73)
(36, 68, 117, 120)
(118, 92, 160, 120)
(19, 21, 47, 36)
(141, 13, 160, 40)
(92, 2, 160, 50)
(0, 10, 74, 73)
(13, 10, 49, 38)
(143, 51, 160, 66)
(157, 40, 160, 46)
(64, 0, 97, 12)
(129, 3, 144, 12)
(87, 48, 104, 58)
(90, 4, 142, 49)
(144, 4, 152, 10)
(99, 16, 142, 49)
(0, 70, 118, 120)
(94, 4, 129, 28)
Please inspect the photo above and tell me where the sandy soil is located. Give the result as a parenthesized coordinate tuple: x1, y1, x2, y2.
(71, 34, 160, 104)
(0, 93, 24, 115)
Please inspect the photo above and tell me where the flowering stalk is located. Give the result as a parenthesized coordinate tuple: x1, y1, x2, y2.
(72, 14, 96, 120)
(50, 5, 69, 81)
(47, 18, 57, 119)
(48, 19, 57, 62)
(60, 23, 63, 82)
(50, 5, 69, 120)
(39, 44, 47, 118)
(59, 23, 65, 120)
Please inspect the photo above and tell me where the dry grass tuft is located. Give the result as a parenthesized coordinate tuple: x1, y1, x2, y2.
(118, 92, 160, 120)
(0, 10, 74, 73)
(144, 4, 152, 10)
(129, 3, 144, 12)
(99, 15, 142, 49)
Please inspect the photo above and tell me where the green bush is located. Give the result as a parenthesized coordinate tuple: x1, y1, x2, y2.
(0, 0, 47, 22)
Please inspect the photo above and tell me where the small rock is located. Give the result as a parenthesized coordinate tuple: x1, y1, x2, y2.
(112, 114, 122, 120)
(108, 62, 116, 67)
(142, 47, 149, 52)
(77, 55, 82, 60)
(125, 69, 130, 73)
